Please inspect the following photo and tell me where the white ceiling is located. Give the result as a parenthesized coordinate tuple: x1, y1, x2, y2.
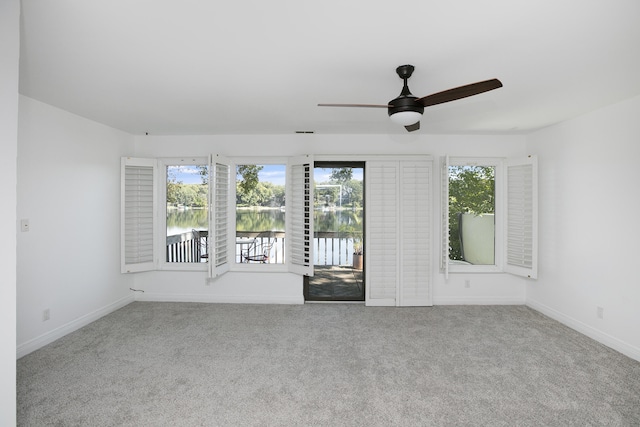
(18, 0, 640, 136)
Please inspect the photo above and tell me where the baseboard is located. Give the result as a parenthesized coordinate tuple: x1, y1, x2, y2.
(526, 299, 640, 363)
(136, 292, 304, 305)
(17, 294, 135, 359)
(433, 296, 526, 305)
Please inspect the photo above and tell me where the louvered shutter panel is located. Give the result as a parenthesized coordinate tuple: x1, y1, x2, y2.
(399, 161, 432, 306)
(210, 155, 231, 278)
(366, 161, 399, 305)
(441, 155, 450, 279)
(288, 155, 314, 276)
(505, 155, 538, 279)
(121, 157, 157, 273)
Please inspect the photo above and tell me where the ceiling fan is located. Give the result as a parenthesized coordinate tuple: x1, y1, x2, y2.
(318, 65, 503, 132)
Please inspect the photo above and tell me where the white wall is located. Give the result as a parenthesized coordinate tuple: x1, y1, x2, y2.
(17, 96, 136, 356)
(0, 0, 19, 422)
(526, 95, 640, 360)
(133, 133, 528, 304)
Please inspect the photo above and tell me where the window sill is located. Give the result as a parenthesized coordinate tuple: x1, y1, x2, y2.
(447, 264, 503, 274)
(159, 263, 208, 272)
(231, 263, 289, 273)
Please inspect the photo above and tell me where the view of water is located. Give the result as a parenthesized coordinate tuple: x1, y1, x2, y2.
(166, 208, 363, 236)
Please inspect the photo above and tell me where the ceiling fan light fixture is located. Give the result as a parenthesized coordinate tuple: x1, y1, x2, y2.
(318, 64, 503, 133)
(389, 110, 422, 126)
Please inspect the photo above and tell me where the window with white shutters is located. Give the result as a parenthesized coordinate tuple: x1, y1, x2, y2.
(441, 155, 537, 278)
(505, 156, 538, 279)
(287, 155, 314, 277)
(121, 157, 157, 273)
(210, 155, 231, 278)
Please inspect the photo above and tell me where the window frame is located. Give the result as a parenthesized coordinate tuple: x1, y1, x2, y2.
(158, 156, 209, 272)
(444, 156, 504, 274)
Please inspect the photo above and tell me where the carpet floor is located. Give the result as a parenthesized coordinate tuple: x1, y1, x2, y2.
(17, 303, 640, 426)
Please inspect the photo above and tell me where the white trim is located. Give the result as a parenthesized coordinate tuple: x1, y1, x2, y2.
(136, 292, 304, 305)
(364, 299, 397, 307)
(17, 294, 135, 359)
(433, 296, 526, 305)
(527, 299, 640, 362)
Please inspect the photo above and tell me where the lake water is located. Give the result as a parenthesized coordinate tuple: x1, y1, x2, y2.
(167, 208, 363, 235)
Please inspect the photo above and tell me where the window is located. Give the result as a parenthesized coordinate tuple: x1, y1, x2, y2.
(235, 164, 286, 264)
(163, 159, 209, 265)
(211, 155, 314, 278)
(448, 160, 497, 268)
(441, 156, 538, 278)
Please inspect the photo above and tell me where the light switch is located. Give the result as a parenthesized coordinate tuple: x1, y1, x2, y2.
(21, 219, 29, 232)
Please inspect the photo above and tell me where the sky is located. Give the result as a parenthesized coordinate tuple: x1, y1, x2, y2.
(169, 164, 363, 186)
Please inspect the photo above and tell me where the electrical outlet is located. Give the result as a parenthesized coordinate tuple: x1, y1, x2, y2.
(597, 306, 604, 319)
(465, 280, 471, 288)
(43, 309, 50, 321)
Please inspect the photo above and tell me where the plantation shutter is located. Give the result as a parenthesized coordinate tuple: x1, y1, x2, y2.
(121, 157, 157, 273)
(366, 161, 399, 306)
(399, 161, 432, 306)
(287, 155, 314, 276)
(366, 159, 432, 306)
(441, 155, 450, 279)
(504, 155, 538, 279)
(210, 154, 231, 278)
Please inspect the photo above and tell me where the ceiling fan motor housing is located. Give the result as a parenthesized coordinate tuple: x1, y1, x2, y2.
(388, 95, 424, 117)
(388, 64, 424, 121)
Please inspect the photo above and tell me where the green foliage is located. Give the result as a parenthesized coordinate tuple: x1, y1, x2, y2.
(330, 168, 353, 183)
(166, 165, 208, 208)
(167, 183, 208, 207)
(348, 179, 363, 208)
(236, 180, 285, 207)
(339, 223, 363, 254)
(449, 166, 495, 260)
(315, 167, 363, 209)
(237, 165, 263, 194)
(197, 165, 209, 185)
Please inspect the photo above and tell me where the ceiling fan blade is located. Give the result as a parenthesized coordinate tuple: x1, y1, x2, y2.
(417, 79, 503, 108)
(318, 103, 391, 108)
(405, 122, 420, 132)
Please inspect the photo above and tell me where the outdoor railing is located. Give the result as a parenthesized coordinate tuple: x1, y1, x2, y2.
(166, 230, 358, 265)
(166, 230, 207, 263)
(235, 231, 285, 264)
(313, 232, 356, 266)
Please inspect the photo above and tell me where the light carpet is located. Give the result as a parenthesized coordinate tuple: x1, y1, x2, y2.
(17, 303, 640, 426)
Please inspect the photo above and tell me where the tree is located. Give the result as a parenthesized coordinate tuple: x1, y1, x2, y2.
(330, 167, 353, 183)
(237, 165, 263, 194)
(448, 166, 495, 260)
